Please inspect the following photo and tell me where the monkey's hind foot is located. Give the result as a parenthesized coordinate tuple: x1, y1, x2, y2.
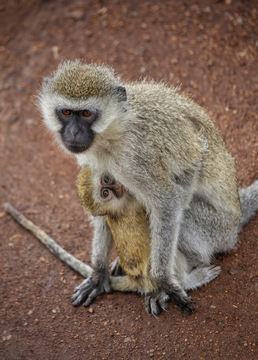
(145, 291, 170, 316)
(183, 265, 221, 290)
(110, 257, 126, 276)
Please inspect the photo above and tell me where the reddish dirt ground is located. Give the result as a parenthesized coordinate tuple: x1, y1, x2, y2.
(0, 0, 258, 359)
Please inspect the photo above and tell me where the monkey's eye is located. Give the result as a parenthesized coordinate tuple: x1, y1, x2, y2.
(101, 188, 110, 198)
(62, 109, 72, 116)
(82, 110, 91, 117)
(103, 176, 110, 184)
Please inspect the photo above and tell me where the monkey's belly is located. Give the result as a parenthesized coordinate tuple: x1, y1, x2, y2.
(107, 208, 151, 279)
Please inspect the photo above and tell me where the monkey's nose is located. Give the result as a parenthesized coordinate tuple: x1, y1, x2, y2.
(70, 128, 80, 136)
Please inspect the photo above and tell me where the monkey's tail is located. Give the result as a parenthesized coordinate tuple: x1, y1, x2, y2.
(239, 179, 258, 227)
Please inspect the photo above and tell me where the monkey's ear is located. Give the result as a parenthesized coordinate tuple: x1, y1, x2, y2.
(44, 77, 53, 86)
(114, 86, 127, 102)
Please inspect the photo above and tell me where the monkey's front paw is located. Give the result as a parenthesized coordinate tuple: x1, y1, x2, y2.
(168, 288, 195, 314)
(145, 291, 170, 316)
(71, 277, 112, 307)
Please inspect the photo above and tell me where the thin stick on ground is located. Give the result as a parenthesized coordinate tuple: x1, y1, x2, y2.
(3, 202, 93, 278)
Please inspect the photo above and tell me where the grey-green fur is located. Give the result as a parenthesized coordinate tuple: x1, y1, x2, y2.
(49, 60, 120, 100)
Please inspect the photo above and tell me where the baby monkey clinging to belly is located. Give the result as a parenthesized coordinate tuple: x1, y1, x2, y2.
(73, 166, 221, 315)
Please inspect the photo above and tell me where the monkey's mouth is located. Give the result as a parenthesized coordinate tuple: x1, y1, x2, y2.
(115, 184, 127, 199)
(64, 142, 89, 154)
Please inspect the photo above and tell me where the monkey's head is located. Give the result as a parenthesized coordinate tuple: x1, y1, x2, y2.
(77, 166, 134, 217)
(99, 173, 126, 202)
(38, 60, 127, 155)
(95, 172, 132, 216)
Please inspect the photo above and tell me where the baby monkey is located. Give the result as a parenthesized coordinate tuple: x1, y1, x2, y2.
(73, 166, 221, 315)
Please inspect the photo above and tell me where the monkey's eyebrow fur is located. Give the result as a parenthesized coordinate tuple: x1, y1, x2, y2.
(3, 202, 93, 278)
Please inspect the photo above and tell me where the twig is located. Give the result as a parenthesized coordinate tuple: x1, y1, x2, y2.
(3, 202, 93, 278)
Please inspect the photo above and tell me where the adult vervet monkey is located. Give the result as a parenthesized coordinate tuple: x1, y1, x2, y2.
(38, 60, 258, 315)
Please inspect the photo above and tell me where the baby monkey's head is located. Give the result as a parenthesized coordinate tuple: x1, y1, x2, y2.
(99, 173, 126, 202)
(77, 166, 134, 218)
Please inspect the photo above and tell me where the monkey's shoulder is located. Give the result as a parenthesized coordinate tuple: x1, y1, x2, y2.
(126, 82, 205, 116)
(125, 82, 220, 144)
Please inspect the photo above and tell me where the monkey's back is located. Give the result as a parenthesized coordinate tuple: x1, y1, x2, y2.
(122, 82, 241, 219)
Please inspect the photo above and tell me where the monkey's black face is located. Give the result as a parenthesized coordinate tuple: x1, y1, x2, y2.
(56, 109, 98, 153)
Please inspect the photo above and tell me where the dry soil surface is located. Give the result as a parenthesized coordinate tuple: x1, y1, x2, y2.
(0, 0, 258, 359)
